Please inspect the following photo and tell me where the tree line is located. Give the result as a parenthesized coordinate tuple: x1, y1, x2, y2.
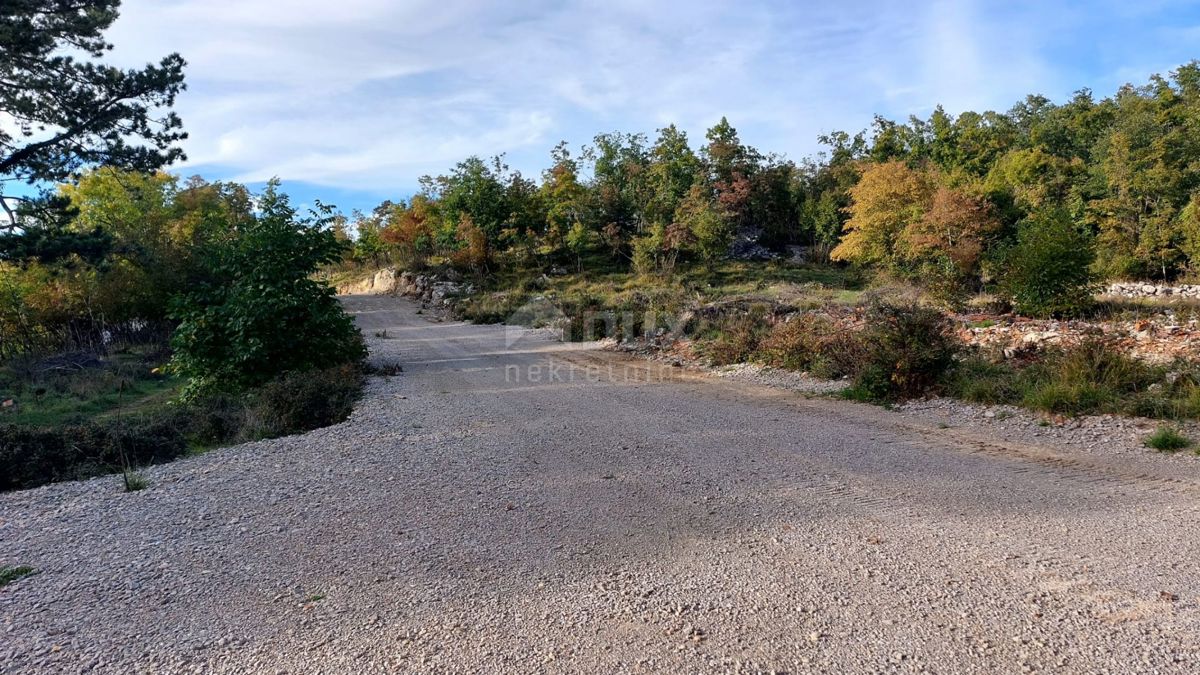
(340, 61, 1200, 313)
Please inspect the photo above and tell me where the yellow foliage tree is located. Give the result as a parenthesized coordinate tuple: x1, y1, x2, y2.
(830, 161, 933, 266)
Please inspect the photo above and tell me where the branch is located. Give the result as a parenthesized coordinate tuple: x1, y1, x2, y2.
(0, 197, 17, 230)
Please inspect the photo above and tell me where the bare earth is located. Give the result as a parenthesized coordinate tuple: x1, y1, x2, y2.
(3, 295, 1200, 674)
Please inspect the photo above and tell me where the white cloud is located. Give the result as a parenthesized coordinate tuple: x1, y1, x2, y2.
(97, 0, 1185, 195)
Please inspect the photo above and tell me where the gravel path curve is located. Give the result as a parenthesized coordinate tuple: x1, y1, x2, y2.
(3, 295, 1200, 673)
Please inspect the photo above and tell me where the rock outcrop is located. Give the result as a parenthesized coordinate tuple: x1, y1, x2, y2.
(337, 268, 467, 307)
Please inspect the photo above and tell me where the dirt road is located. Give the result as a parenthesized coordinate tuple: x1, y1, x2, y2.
(3, 295, 1199, 673)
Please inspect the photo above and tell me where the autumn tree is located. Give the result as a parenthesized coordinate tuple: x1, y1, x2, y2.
(675, 183, 731, 266)
(381, 195, 436, 269)
(899, 185, 1000, 274)
(830, 161, 934, 267)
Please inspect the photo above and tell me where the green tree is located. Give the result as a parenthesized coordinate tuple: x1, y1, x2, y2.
(426, 156, 509, 246)
(584, 131, 649, 245)
(645, 125, 701, 227)
(676, 184, 730, 266)
(169, 181, 365, 397)
(540, 142, 589, 254)
(999, 207, 1096, 317)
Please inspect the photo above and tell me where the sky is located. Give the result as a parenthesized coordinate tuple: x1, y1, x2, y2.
(101, 0, 1200, 215)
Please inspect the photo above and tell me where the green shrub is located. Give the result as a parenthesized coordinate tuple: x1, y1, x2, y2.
(1145, 426, 1191, 452)
(998, 207, 1096, 318)
(0, 364, 365, 492)
(169, 182, 366, 399)
(243, 364, 364, 438)
(0, 413, 190, 491)
(846, 301, 960, 401)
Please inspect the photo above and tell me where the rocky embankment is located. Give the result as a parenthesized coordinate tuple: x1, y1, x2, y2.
(961, 314, 1200, 363)
(336, 268, 467, 307)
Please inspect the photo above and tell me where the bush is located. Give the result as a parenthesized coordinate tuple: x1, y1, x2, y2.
(242, 364, 364, 438)
(169, 182, 366, 398)
(754, 313, 865, 378)
(998, 207, 1096, 318)
(846, 301, 960, 401)
(0, 412, 190, 491)
(698, 305, 772, 365)
(756, 314, 834, 370)
(1145, 426, 1192, 452)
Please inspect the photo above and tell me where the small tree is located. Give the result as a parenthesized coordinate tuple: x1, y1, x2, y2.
(565, 222, 598, 271)
(676, 184, 730, 267)
(169, 182, 365, 397)
(999, 207, 1096, 318)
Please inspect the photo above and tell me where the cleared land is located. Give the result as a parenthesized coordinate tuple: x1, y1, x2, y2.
(2, 295, 1199, 673)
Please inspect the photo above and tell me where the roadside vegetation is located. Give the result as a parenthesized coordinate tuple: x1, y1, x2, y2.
(1, 3, 367, 491)
(1145, 426, 1193, 452)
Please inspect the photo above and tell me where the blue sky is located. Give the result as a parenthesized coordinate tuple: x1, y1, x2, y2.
(103, 0, 1200, 215)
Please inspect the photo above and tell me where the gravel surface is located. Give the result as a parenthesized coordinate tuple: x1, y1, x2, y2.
(3, 295, 1200, 673)
(711, 363, 851, 395)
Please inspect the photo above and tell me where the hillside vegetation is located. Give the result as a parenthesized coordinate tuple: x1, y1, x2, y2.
(336, 62, 1200, 319)
(0, 2, 367, 490)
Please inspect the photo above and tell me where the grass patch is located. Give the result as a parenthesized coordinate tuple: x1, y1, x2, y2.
(0, 348, 179, 428)
(1, 363, 366, 492)
(456, 260, 863, 334)
(0, 565, 37, 587)
(944, 341, 1171, 418)
(122, 471, 149, 492)
(1145, 426, 1192, 452)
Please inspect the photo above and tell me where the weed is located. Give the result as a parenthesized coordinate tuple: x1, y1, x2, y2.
(1145, 426, 1192, 452)
(123, 471, 149, 492)
(0, 565, 37, 587)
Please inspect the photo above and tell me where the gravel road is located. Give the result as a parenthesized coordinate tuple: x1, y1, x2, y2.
(3, 295, 1200, 673)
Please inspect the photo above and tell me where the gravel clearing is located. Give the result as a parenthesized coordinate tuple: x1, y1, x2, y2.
(3, 295, 1200, 673)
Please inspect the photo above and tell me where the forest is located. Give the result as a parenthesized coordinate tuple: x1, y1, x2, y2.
(333, 61, 1200, 317)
